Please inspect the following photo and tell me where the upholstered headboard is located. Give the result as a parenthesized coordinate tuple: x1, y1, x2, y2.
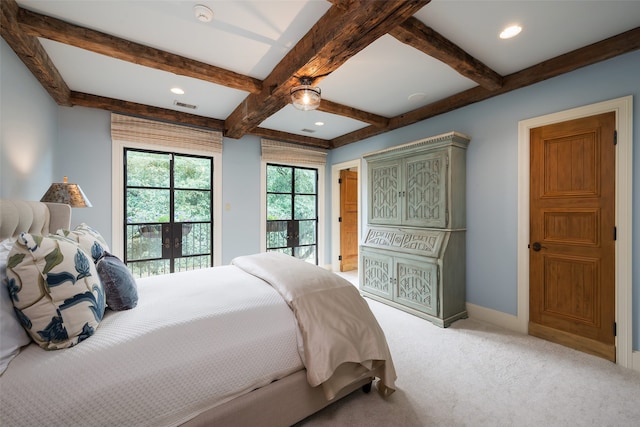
(0, 200, 71, 240)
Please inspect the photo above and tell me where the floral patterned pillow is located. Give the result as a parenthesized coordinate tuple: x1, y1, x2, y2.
(5, 232, 105, 350)
(57, 223, 110, 263)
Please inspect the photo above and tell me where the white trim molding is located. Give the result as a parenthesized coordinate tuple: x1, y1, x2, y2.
(516, 96, 634, 369)
(466, 303, 521, 332)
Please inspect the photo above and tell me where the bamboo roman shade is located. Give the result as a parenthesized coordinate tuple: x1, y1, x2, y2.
(261, 139, 327, 165)
(111, 114, 222, 153)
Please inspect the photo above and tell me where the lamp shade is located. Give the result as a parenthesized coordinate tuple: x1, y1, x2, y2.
(40, 176, 92, 208)
(290, 77, 321, 111)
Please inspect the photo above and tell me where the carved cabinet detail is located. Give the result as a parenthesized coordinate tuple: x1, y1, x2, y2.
(360, 132, 470, 327)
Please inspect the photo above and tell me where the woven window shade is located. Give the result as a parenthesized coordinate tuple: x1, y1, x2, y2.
(261, 139, 327, 165)
(111, 114, 222, 153)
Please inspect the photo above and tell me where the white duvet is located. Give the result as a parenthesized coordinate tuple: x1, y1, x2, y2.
(0, 266, 303, 427)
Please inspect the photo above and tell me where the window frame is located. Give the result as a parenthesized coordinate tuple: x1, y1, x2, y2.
(260, 159, 325, 267)
(112, 138, 222, 267)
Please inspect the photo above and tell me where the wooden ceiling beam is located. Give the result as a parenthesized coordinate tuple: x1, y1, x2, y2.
(317, 99, 390, 128)
(332, 26, 640, 147)
(250, 128, 332, 150)
(224, 0, 430, 139)
(0, 0, 71, 106)
(389, 17, 503, 90)
(17, 7, 263, 94)
(70, 92, 226, 130)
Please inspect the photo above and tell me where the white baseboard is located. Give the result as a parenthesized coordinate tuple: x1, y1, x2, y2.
(633, 351, 640, 373)
(466, 303, 525, 334)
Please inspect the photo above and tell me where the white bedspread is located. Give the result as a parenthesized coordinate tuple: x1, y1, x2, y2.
(0, 266, 303, 427)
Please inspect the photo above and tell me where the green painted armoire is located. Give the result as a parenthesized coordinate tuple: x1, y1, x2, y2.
(359, 131, 470, 327)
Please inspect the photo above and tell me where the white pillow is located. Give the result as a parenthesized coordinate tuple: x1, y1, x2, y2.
(0, 238, 31, 375)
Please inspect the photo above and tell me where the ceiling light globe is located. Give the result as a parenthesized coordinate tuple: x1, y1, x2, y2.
(291, 85, 321, 111)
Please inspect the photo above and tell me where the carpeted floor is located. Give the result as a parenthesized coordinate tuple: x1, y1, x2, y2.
(296, 271, 640, 426)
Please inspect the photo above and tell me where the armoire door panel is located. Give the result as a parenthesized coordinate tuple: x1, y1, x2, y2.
(369, 160, 401, 225)
(404, 152, 448, 227)
(395, 258, 438, 316)
(360, 249, 393, 299)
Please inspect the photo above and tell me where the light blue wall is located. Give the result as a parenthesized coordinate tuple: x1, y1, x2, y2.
(2, 36, 638, 350)
(57, 107, 112, 232)
(220, 135, 262, 264)
(328, 50, 640, 348)
(0, 39, 57, 199)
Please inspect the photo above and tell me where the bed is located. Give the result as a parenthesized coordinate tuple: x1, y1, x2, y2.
(0, 199, 396, 426)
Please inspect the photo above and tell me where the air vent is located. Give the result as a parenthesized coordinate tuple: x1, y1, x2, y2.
(301, 128, 316, 133)
(174, 100, 197, 110)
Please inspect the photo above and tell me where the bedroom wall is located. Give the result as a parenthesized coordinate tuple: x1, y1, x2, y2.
(0, 39, 57, 200)
(327, 49, 640, 351)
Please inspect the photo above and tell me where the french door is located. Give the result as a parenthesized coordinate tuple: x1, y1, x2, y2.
(266, 164, 318, 264)
(124, 148, 213, 277)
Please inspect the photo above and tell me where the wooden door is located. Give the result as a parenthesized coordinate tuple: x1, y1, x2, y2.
(529, 112, 616, 361)
(340, 169, 358, 271)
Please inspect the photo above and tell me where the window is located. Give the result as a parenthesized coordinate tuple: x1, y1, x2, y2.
(124, 149, 213, 277)
(266, 164, 318, 264)
(111, 114, 222, 270)
(260, 139, 327, 266)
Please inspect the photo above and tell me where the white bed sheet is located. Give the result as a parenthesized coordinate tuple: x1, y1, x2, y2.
(0, 266, 304, 427)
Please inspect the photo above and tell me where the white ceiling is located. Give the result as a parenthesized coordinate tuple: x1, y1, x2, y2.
(14, 0, 640, 142)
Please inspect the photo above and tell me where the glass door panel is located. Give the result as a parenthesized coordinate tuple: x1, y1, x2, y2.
(125, 149, 213, 277)
(266, 164, 318, 264)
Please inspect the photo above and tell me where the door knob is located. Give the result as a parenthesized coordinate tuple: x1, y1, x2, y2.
(531, 242, 545, 251)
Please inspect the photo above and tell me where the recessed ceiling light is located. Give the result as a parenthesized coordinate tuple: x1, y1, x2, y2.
(171, 87, 184, 95)
(408, 92, 427, 103)
(500, 25, 522, 40)
(315, 121, 324, 126)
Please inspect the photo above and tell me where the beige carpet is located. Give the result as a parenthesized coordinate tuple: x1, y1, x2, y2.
(297, 272, 640, 426)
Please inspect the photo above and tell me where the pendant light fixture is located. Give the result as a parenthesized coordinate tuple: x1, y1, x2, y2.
(290, 76, 321, 111)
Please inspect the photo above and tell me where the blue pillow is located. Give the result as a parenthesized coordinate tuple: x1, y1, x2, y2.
(96, 252, 138, 311)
